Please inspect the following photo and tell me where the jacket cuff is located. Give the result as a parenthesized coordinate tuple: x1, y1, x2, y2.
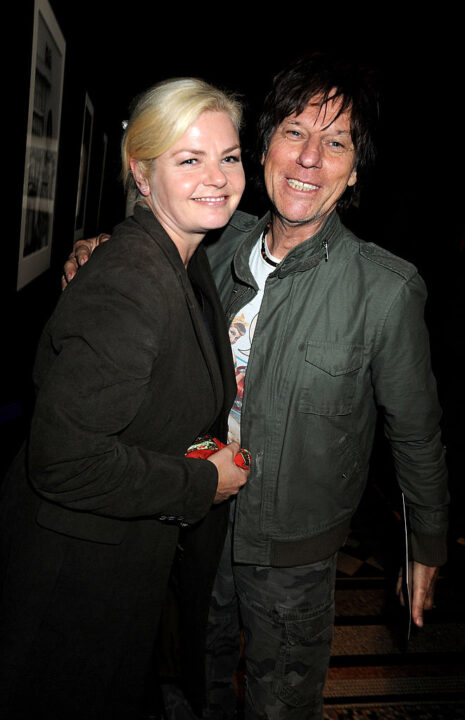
(182, 457, 219, 524)
(410, 531, 448, 566)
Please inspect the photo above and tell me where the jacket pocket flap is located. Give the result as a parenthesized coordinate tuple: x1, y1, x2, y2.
(305, 341, 363, 376)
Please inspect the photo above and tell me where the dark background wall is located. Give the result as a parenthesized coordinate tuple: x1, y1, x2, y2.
(3, 3, 464, 526)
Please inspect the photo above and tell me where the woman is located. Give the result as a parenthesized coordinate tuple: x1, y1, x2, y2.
(0, 78, 248, 719)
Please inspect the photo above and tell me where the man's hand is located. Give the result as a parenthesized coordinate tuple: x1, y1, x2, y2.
(396, 561, 439, 628)
(207, 442, 249, 504)
(61, 233, 110, 289)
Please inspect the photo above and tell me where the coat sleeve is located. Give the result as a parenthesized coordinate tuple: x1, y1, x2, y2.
(28, 269, 218, 524)
(370, 272, 449, 566)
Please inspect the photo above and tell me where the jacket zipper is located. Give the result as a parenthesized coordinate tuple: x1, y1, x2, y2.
(227, 284, 256, 323)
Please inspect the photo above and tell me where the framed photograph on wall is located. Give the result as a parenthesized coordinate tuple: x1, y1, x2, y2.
(17, 0, 66, 291)
(96, 132, 108, 229)
(74, 93, 94, 240)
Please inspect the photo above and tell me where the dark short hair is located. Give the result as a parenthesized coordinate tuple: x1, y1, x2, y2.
(257, 51, 379, 208)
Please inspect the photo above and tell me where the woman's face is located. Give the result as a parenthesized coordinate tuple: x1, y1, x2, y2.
(142, 111, 245, 252)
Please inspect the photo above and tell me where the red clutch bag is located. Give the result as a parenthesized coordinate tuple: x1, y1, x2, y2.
(186, 435, 251, 470)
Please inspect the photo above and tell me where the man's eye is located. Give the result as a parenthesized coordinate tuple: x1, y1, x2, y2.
(326, 140, 351, 152)
(286, 130, 302, 138)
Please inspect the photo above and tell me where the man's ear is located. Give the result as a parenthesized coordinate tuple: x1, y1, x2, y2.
(130, 158, 150, 196)
(348, 166, 357, 188)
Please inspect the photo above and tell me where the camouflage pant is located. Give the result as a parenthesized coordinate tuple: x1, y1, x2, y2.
(204, 524, 337, 720)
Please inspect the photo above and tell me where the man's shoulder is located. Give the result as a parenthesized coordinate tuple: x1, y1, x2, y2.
(207, 210, 259, 247)
(224, 209, 260, 233)
(341, 225, 418, 283)
(205, 210, 259, 266)
(358, 241, 418, 282)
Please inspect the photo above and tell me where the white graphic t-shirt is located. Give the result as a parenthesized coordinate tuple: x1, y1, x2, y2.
(228, 233, 279, 443)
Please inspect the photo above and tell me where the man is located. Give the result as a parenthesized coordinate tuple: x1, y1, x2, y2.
(65, 53, 448, 720)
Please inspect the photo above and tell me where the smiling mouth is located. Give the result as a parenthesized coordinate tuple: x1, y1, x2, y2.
(193, 196, 228, 203)
(286, 178, 319, 192)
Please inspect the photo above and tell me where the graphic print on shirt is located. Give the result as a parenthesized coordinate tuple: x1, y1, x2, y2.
(227, 233, 278, 444)
(228, 312, 258, 444)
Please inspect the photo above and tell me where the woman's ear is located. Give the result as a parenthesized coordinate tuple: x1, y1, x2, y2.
(130, 159, 150, 196)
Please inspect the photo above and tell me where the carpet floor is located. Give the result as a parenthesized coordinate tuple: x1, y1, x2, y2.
(321, 481, 465, 720)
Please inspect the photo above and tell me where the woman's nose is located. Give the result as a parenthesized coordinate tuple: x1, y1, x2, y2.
(203, 163, 227, 186)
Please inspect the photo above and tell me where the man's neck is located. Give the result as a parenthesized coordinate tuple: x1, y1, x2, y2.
(267, 212, 330, 261)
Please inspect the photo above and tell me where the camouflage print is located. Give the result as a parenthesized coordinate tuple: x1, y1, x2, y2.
(202, 513, 337, 720)
(234, 555, 337, 720)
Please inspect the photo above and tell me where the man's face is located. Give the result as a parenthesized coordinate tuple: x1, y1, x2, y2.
(262, 95, 357, 235)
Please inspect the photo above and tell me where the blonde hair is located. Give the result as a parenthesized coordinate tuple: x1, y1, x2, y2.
(121, 77, 243, 193)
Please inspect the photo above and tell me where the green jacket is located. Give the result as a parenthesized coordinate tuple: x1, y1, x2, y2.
(207, 209, 449, 568)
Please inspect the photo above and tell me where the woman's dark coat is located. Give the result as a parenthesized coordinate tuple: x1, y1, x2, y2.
(0, 205, 236, 718)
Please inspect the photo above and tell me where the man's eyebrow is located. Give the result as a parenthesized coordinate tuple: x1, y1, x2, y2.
(322, 128, 351, 134)
(285, 120, 351, 134)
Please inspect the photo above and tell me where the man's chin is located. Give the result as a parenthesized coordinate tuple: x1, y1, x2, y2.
(272, 207, 328, 229)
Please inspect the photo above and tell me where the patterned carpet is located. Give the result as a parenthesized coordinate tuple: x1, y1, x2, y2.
(322, 703, 465, 719)
(321, 481, 465, 720)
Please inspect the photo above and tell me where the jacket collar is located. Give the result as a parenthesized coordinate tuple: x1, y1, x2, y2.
(133, 203, 187, 272)
(233, 209, 343, 284)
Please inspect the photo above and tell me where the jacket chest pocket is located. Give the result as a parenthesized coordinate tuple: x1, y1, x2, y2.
(298, 341, 364, 416)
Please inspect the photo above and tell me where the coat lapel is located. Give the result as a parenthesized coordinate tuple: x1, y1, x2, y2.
(132, 205, 229, 427)
(188, 245, 236, 423)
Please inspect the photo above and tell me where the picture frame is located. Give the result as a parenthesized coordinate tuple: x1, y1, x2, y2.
(96, 132, 108, 229)
(74, 92, 94, 240)
(17, 0, 66, 291)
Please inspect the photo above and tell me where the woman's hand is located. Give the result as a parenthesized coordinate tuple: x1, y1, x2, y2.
(207, 442, 249, 504)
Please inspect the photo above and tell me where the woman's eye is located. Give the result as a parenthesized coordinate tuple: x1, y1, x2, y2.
(223, 155, 241, 163)
(181, 158, 197, 165)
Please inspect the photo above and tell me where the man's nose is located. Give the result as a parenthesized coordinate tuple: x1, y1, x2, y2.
(297, 138, 322, 168)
